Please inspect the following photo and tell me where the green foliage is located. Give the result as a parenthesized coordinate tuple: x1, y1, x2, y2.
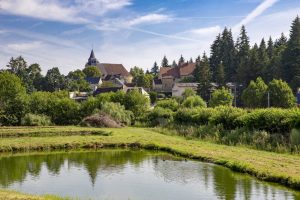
(123, 89, 150, 119)
(149, 91, 158, 104)
(268, 79, 295, 108)
(151, 62, 159, 76)
(0, 71, 28, 125)
(174, 108, 201, 125)
(209, 87, 233, 107)
(291, 128, 300, 147)
(196, 53, 212, 101)
(147, 107, 174, 126)
(182, 96, 206, 108)
(21, 113, 52, 126)
(50, 98, 81, 125)
(101, 102, 132, 125)
(161, 55, 169, 67)
(242, 77, 268, 108)
(182, 88, 196, 99)
(43, 67, 67, 92)
(209, 106, 246, 130)
(156, 99, 179, 111)
(83, 66, 101, 77)
(238, 108, 300, 133)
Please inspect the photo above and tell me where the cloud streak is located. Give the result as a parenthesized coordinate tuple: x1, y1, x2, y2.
(233, 0, 279, 32)
(0, 0, 132, 24)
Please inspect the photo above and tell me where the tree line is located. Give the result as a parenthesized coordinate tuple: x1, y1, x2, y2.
(151, 16, 300, 96)
(1, 56, 101, 93)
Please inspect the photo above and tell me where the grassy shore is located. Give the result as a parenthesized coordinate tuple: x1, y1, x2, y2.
(0, 126, 300, 199)
(0, 189, 68, 200)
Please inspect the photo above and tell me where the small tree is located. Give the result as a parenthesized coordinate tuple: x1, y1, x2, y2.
(209, 87, 233, 107)
(151, 62, 159, 77)
(182, 96, 206, 108)
(182, 88, 196, 99)
(242, 77, 268, 108)
(83, 66, 101, 77)
(269, 79, 295, 108)
(161, 56, 169, 67)
(124, 89, 150, 119)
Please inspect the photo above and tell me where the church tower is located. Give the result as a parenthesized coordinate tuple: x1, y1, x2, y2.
(86, 49, 99, 67)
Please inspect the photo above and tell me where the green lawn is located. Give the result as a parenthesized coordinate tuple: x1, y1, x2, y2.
(0, 126, 300, 199)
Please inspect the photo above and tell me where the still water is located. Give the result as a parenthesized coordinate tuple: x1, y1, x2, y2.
(0, 149, 299, 200)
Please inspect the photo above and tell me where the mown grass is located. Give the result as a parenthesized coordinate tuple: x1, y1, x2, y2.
(0, 126, 300, 199)
(0, 189, 70, 200)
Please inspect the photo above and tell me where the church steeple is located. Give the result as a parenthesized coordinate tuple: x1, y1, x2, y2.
(86, 49, 99, 66)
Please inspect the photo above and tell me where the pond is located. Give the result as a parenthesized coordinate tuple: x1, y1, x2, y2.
(0, 149, 299, 200)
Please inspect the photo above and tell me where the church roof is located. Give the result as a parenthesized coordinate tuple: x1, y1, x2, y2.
(89, 49, 96, 59)
(99, 63, 131, 77)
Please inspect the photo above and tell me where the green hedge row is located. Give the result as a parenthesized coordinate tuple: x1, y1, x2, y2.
(150, 106, 300, 134)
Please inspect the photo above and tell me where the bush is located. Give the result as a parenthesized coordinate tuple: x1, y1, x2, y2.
(123, 90, 150, 119)
(182, 96, 206, 108)
(147, 107, 174, 126)
(50, 98, 81, 125)
(101, 102, 132, 125)
(174, 108, 200, 125)
(149, 91, 158, 104)
(242, 77, 268, 108)
(156, 99, 179, 111)
(209, 106, 246, 130)
(268, 79, 295, 108)
(209, 87, 233, 107)
(238, 108, 300, 133)
(21, 113, 52, 126)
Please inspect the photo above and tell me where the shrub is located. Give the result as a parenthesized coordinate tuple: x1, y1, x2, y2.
(50, 98, 81, 125)
(291, 128, 300, 147)
(147, 107, 174, 126)
(242, 77, 268, 108)
(174, 108, 200, 125)
(182, 88, 196, 99)
(101, 102, 132, 125)
(21, 113, 52, 126)
(182, 96, 206, 108)
(149, 91, 158, 104)
(156, 99, 179, 111)
(238, 108, 300, 133)
(123, 89, 150, 119)
(209, 106, 246, 130)
(268, 79, 295, 108)
(209, 87, 233, 107)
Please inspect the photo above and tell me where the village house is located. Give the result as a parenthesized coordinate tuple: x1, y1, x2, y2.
(85, 50, 133, 83)
(172, 83, 198, 97)
(153, 62, 196, 93)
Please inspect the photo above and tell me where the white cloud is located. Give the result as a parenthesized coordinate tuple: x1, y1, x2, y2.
(0, 0, 131, 24)
(233, 0, 279, 32)
(185, 26, 221, 36)
(126, 14, 173, 26)
(7, 41, 42, 52)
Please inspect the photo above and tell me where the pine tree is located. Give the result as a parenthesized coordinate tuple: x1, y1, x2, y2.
(178, 55, 185, 67)
(197, 53, 211, 101)
(151, 62, 159, 76)
(161, 55, 169, 67)
(236, 25, 251, 85)
(247, 44, 261, 83)
(172, 60, 178, 68)
(189, 57, 194, 63)
(210, 34, 222, 81)
(283, 16, 300, 89)
(275, 33, 287, 48)
(267, 37, 274, 59)
(216, 62, 225, 87)
(193, 56, 201, 82)
(258, 38, 270, 79)
(220, 28, 236, 82)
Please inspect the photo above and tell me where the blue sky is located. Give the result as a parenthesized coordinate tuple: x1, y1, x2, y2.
(0, 0, 299, 74)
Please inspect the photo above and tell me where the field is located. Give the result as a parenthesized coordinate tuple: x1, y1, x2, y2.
(0, 126, 300, 199)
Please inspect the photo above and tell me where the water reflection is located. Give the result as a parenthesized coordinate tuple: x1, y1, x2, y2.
(0, 150, 299, 200)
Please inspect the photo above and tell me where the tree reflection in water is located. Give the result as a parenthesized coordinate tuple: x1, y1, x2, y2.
(0, 150, 299, 200)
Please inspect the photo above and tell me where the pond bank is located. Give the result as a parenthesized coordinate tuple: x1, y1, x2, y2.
(0, 126, 300, 199)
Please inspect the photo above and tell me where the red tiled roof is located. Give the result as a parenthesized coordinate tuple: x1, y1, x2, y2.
(159, 62, 195, 78)
(179, 63, 196, 76)
(100, 63, 131, 77)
